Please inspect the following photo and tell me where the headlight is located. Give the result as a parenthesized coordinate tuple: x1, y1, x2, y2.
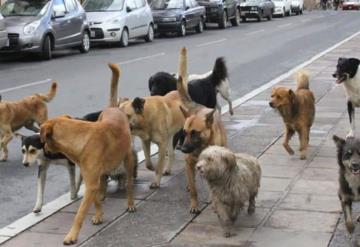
(23, 20, 41, 35)
(251, 6, 258, 10)
(162, 17, 177, 22)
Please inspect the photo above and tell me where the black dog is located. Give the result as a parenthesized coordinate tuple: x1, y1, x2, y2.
(332, 58, 360, 137)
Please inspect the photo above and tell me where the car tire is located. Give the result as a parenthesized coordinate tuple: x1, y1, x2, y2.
(144, 24, 154, 42)
(79, 31, 90, 53)
(257, 11, 262, 22)
(120, 28, 129, 47)
(300, 8, 303, 14)
(41, 35, 52, 60)
(231, 8, 241, 26)
(241, 17, 246, 22)
(178, 21, 186, 37)
(219, 11, 227, 29)
(196, 18, 204, 33)
(267, 11, 272, 20)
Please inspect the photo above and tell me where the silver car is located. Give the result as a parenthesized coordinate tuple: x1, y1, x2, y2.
(0, 0, 90, 60)
(0, 13, 8, 49)
(84, 0, 154, 47)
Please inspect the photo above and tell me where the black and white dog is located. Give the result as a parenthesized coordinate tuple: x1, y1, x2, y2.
(148, 57, 234, 115)
(333, 57, 360, 137)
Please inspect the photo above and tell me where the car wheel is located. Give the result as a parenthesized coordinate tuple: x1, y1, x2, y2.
(241, 17, 246, 22)
(196, 18, 204, 33)
(257, 11, 262, 22)
(178, 21, 186, 36)
(144, 24, 154, 42)
(300, 8, 303, 14)
(41, 35, 52, 60)
(79, 31, 90, 53)
(219, 11, 227, 29)
(120, 28, 129, 47)
(281, 8, 285, 17)
(267, 11, 272, 20)
(231, 8, 241, 26)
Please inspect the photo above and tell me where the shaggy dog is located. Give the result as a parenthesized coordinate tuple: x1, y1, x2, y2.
(196, 146, 261, 237)
(333, 135, 360, 234)
(269, 70, 315, 160)
(0, 82, 57, 161)
(332, 57, 360, 137)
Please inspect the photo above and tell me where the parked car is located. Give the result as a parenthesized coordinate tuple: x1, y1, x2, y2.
(273, 0, 291, 16)
(240, 0, 274, 22)
(84, 0, 154, 47)
(197, 0, 240, 29)
(0, 13, 8, 49)
(0, 0, 90, 60)
(290, 0, 303, 14)
(151, 0, 206, 36)
(342, 0, 360, 10)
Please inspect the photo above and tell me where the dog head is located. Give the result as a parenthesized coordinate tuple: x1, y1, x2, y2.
(269, 87, 296, 109)
(179, 106, 216, 155)
(148, 72, 177, 96)
(332, 57, 360, 84)
(119, 97, 146, 132)
(16, 133, 44, 167)
(196, 146, 237, 181)
(333, 135, 360, 175)
(40, 116, 71, 153)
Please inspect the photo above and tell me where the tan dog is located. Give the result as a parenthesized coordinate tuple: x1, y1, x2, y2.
(0, 82, 57, 161)
(176, 47, 227, 214)
(119, 91, 185, 188)
(269, 70, 315, 160)
(196, 146, 261, 237)
(40, 64, 136, 245)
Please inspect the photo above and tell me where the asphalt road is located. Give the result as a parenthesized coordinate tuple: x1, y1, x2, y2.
(0, 10, 359, 229)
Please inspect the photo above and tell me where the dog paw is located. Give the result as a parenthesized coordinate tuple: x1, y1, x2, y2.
(146, 163, 155, 171)
(346, 222, 355, 234)
(63, 233, 77, 245)
(70, 194, 78, 200)
(229, 109, 234, 116)
(248, 206, 255, 215)
(224, 232, 232, 238)
(33, 208, 41, 213)
(347, 132, 355, 139)
(190, 207, 201, 214)
(357, 215, 360, 222)
(127, 206, 136, 213)
(149, 182, 160, 189)
(300, 154, 307, 160)
(163, 170, 171, 176)
(91, 215, 103, 225)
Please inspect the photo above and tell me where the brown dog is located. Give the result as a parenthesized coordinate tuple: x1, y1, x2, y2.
(119, 91, 185, 188)
(0, 82, 57, 161)
(269, 70, 315, 160)
(40, 64, 136, 245)
(177, 47, 227, 214)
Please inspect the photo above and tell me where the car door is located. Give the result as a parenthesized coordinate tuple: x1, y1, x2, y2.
(51, 0, 70, 46)
(225, 0, 236, 18)
(184, 0, 196, 27)
(134, 0, 148, 36)
(125, 0, 139, 38)
(64, 0, 82, 44)
(190, 0, 202, 24)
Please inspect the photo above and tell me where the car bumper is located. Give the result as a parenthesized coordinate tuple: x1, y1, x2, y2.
(89, 26, 122, 43)
(291, 5, 301, 11)
(154, 21, 181, 32)
(273, 8, 284, 14)
(205, 7, 222, 22)
(342, 5, 360, 9)
(240, 10, 260, 18)
(0, 33, 41, 53)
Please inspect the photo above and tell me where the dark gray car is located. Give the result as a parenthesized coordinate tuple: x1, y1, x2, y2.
(240, 0, 274, 22)
(0, 0, 90, 60)
(0, 13, 8, 49)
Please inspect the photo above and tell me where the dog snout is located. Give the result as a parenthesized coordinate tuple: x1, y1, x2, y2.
(269, 102, 274, 108)
(23, 162, 29, 167)
(351, 162, 360, 170)
(180, 144, 195, 154)
(332, 73, 337, 78)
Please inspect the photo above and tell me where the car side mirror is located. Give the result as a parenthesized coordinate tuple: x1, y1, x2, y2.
(52, 10, 66, 19)
(126, 6, 132, 12)
(185, 6, 190, 10)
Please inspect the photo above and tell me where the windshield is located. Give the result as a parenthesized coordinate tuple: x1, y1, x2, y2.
(84, 0, 124, 12)
(246, 0, 260, 3)
(0, 0, 49, 17)
(151, 0, 184, 10)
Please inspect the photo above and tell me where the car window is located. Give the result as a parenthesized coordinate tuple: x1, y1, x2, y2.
(190, 0, 198, 7)
(135, 0, 146, 8)
(64, 0, 77, 12)
(127, 0, 138, 10)
(53, 0, 66, 13)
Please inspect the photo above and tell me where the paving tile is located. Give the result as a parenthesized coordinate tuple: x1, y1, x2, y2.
(259, 154, 307, 166)
(261, 177, 291, 192)
(308, 157, 338, 169)
(261, 164, 302, 178)
(290, 179, 338, 196)
(301, 167, 338, 181)
(265, 209, 339, 233)
(255, 191, 283, 209)
(1, 232, 65, 247)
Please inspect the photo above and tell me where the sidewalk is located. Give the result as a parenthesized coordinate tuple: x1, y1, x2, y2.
(2, 34, 360, 247)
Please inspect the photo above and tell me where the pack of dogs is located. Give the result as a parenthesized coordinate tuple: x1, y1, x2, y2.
(1, 48, 359, 244)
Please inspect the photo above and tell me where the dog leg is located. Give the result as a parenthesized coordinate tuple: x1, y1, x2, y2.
(142, 140, 154, 171)
(227, 100, 234, 116)
(98, 175, 107, 201)
(150, 142, 167, 189)
(163, 136, 174, 176)
(248, 195, 256, 215)
(24, 121, 40, 133)
(92, 178, 106, 225)
(347, 101, 355, 138)
(67, 163, 77, 200)
(214, 202, 234, 238)
(283, 126, 295, 156)
(124, 151, 136, 212)
(75, 173, 83, 195)
(186, 157, 200, 214)
(0, 130, 13, 161)
(342, 200, 354, 234)
(33, 163, 49, 213)
(299, 128, 309, 160)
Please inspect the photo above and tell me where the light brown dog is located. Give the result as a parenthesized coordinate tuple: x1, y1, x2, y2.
(40, 64, 136, 245)
(269, 70, 315, 160)
(0, 82, 57, 161)
(177, 47, 227, 214)
(196, 146, 261, 237)
(119, 91, 185, 188)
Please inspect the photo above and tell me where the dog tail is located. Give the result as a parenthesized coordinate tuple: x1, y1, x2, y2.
(178, 47, 188, 85)
(296, 70, 309, 90)
(38, 82, 57, 102)
(108, 63, 120, 107)
(212, 57, 228, 87)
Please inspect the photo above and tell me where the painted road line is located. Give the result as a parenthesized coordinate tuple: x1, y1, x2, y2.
(245, 29, 265, 36)
(278, 23, 293, 28)
(118, 53, 166, 65)
(196, 38, 227, 47)
(0, 79, 52, 94)
(1, 29, 360, 246)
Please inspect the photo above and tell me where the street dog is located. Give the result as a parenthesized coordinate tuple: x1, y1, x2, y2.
(148, 57, 233, 115)
(332, 57, 360, 137)
(196, 146, 261, 237)
(333, 135, 360, 234)
(40, 63, 136, 245)
(269, 70, 315, 160)
(0, 82, 57, 161)
(177, 47, 227, 213)
(119, 91, 185, 188)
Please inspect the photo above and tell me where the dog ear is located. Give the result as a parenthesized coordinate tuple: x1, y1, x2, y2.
(132, 97, 145, 114)
(40, 123, 53, 143)
(222, 152, 237, 170)
(205, 109, 216, 128)
(333, 135, 345, 150)
(179, 105, 190, 118)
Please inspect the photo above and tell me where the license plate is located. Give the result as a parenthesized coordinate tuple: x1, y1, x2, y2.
(90, 31, 95, 38)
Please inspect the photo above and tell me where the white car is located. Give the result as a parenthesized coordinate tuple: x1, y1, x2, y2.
(290, 0, 303, 14)
(273, 0, 291, 17)
(0, 13, 8, 49)
(84, 0, 154, 47)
